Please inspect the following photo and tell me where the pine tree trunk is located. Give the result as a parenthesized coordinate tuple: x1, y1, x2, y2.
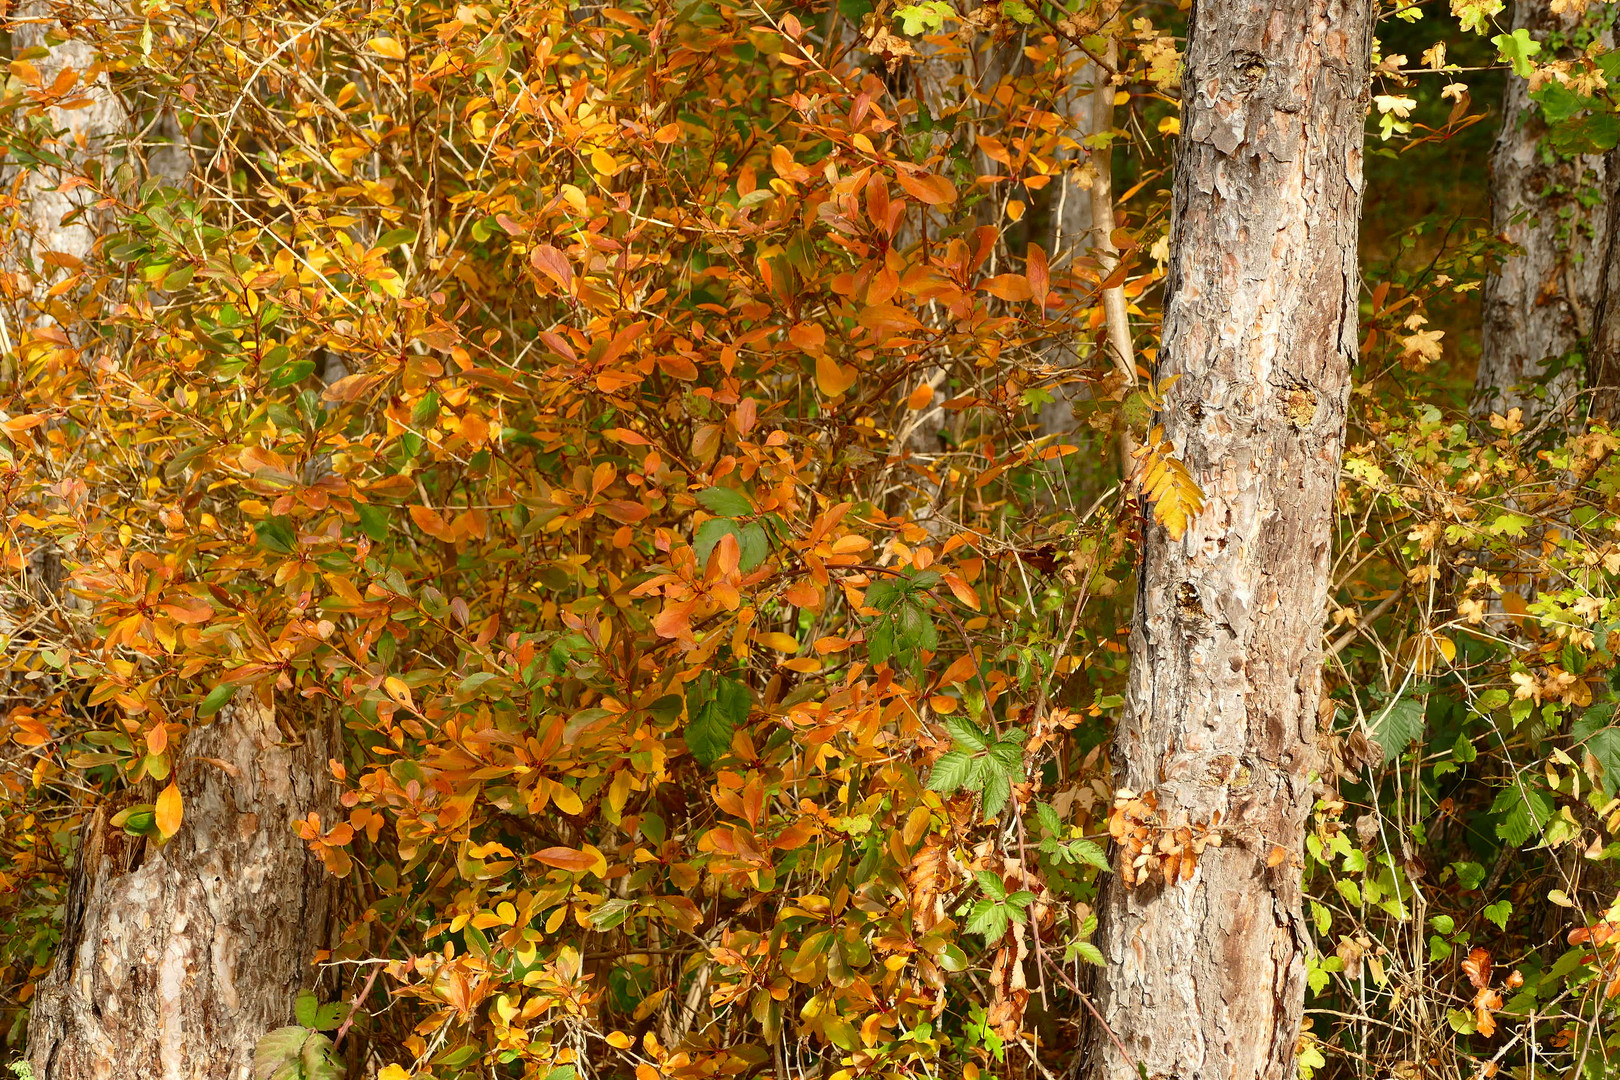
(1086, 0, 1371, 1076)
(1474, 1, 1609, 421)
(27, 698, 339, 1080)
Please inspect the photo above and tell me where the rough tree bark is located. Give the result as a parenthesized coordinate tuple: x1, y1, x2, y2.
(1473, 1, 1610, 421)
(1086, 0, 1371, 1077)
(1587, 149, 1620, 420)
(27, 698, 339, 1080)
(6, 7, 340, 1078)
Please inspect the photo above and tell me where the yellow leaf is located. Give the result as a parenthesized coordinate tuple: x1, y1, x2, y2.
(383, 676, 414, 708)
(607, 1031, 634, 1049)
(379, 1067, 411, 1080)
(551, 781, 584, 815)
(560, 184, 589, 214)
(368, 36, 406, 60)
(590, 148, 621, 177)
(1158, 115, 1181, 135)
(815, 354, 856, 397)
(155, 782, 183, 839)
(755, 632, 800, 653)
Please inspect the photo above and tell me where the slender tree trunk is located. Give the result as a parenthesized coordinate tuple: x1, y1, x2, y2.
(1087, 0, 1371, 1077)
(1474, 1, 1610, 421)
(27, 698, 339, 1080)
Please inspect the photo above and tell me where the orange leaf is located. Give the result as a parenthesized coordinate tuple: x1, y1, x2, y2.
(981, 274, 1033, 301)
(530, 244, 574, 292)
(1027, 243, 1049, 306)
(894, 170, 956, 206)
(409, 504, 457, 542)
(322, 372, 384, 403)
(1462, 947, 1492, 990)
(653, 600, 695, 640)
(942, 572, 980, 610)
(906, 382, 935, 410)
(815, 354, 856, 397)
(534, 846, 597, 873)
(771, 819, 818, 850)
(789, 322, 826, 356)
(155, 782, 183, 839)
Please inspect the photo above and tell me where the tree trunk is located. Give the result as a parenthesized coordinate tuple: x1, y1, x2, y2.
(27, 698, 339, 1080)
(1474, 1, 1610, 421)
(3, 1, 126, 302)
(6, 8, 341, 1076)
(1587, 148, 1620, 421)
(1086, 0, 1371, 1077)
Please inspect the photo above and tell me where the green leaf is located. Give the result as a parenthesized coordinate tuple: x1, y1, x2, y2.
(965, 899, 1009, 941)
(254, 516, 297, 554)
(894, 0, 951, 34)
(1531, 82, 1592, 124)
(868, 617, 894, 666)
(737, 522, 769, 572)
(355, 502, 389, 542)
(975, 870, 1007, 901)
(697, 487, 754, 517)
(1000, 0, 1034, 24)
(926, 749, 973, 792)
(1070, 940, 1104, 966)
(1484, 900, 1512, 929)
(1066, 838, 1111, 873)
(295, 990, 319, 1029)
(1370, 696, 1425, 759)
(693, 517, 740, 567)
(1492, 784, 1552, 846)
(686, 676, 750, 769)
(162, 263, 196, 291)
(254, 1027, 308, 1080)
(267, 358, 316, 388)
(198, 683, 235, 718)
(1036, 802, 1062, 838)
(981, 769, 1011, 820)
(988, 738, 1024, 777)
(1453, 0, 1502, 34)
(944, 716, 987, 752)
(299, 1031, 344, 1080)
(1572, 707, 1620, 795)
(591, 897, 635, 930)
(375, 228, 418, 249)
(1492, 28, 1542, 79)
